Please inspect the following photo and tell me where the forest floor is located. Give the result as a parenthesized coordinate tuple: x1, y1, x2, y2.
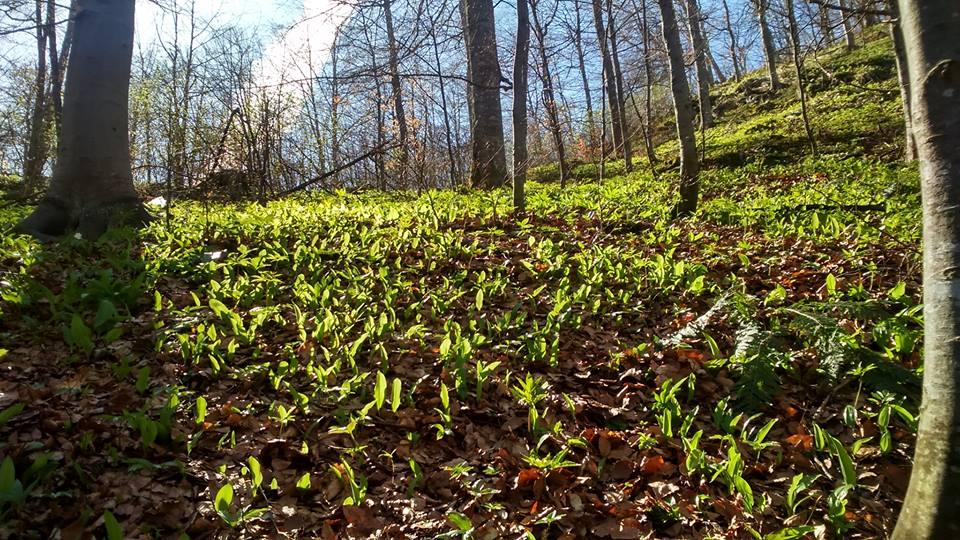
(0, 34, 923, 539)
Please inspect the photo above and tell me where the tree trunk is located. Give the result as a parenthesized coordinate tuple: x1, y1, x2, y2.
(531, 0, 570, 187)
(513, 0, 529, 210)
(839, 0, 857, 50)
(383, 0, 410, 181)
(462, 0, 508, 189)
(16, 0, 148, 241)
(755, 0, 782, 91)
(860, 0, 878, 26)
(591, 0, 626, 164)
(657, 0, 700, 216)
(706, 42, 727, 84)
(571, 5, 595, 153)
(785, 0, 817, 155)
(891, 2, 960, 534)
(887, 0, 916, 161)
(430, 15, 459, 187)
(330, 28, 341, 184)
(721, 0, 742, 81)
(685, 0, 714, 128)
(606, 0, 633, 171)
(361, 20, 387, 189)
(22, 0, 49, 194)
(45, 0, 63, 143)
(636, 0, 657, 168)
(818, 4, 835, 45)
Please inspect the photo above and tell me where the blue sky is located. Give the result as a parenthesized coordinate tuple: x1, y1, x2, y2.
(135, 0, 351, 84)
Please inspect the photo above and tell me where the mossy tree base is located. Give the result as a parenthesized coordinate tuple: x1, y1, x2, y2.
(15, 197, 152, 242)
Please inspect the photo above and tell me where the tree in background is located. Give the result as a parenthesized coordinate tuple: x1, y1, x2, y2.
(530, 0, 569, 186)
(512, 0, 529, 211)
(657, 0, 699, 216)
(785, 0, 817, 155)
(752, 0, 782, 91)
(892, 1, 960, 537)
(461, 0, 507, 189)
(591, 0, 629, 169)
(684, 0, 713, 129)
(16, 0, 148, 240)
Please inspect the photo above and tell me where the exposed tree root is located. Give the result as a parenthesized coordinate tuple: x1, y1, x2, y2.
(14, 196, 152, 241)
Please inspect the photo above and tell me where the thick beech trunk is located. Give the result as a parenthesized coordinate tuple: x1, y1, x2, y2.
(462, 0, 508, 189)
(892, 1, 960, 535)
(16, 0, 148, 241)
(657, 0, 700, 216)
(513, 0, 529, 210)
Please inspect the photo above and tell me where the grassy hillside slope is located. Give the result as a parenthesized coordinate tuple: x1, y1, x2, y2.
(0, 34, 921, 539)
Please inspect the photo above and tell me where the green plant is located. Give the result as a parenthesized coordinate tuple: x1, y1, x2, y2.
(785, 473, 819, 515)
(213, 483, 268, 527)
(523, 448, 578, 471)
(331, 458, 367, 506)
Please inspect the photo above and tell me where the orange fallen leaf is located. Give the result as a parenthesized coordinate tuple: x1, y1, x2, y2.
(640, 455, 666, 474)
(786, 433, 813, 450)
(517, 468, 541, 488)
(676, 349, 705, 361)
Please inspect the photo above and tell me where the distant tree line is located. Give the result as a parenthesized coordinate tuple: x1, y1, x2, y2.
(0, 0, 902, 208)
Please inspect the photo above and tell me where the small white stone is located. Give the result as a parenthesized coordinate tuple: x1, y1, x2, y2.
(147, 196, 167, 208)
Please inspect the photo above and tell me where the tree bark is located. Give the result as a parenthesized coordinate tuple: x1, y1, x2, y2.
(570, 5, 595, 152)
(22, 0, 49, 194)
(591, 0, 626, 164)
(383, 0, 410, 181)
(818, 3, 835, 45)
(530, 0, 570, 187)
(887, 0, 916, 161)
(606, 0, 633, 171)
(720, 0, 742, 81)
(891, 2, 960, 534)
(330, 28, 342, 184)
(785, 0, 817, 155)
(839, 0, 857, 50)
(430, 14, 459, 187)
(635, 0, 657, 168)
(462, 0, 508, 189)
(657, 0, 700, 216)
(360, 19, 387, 189)
(706, 41, 727, 84)
(513, 0, 529, 210)
(685, 0, 714, 128)
(860, 0, 878, 26)
(754, 0, 782, 91)
(45, 0, 63, 143)
(16, 0, 148, 241)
